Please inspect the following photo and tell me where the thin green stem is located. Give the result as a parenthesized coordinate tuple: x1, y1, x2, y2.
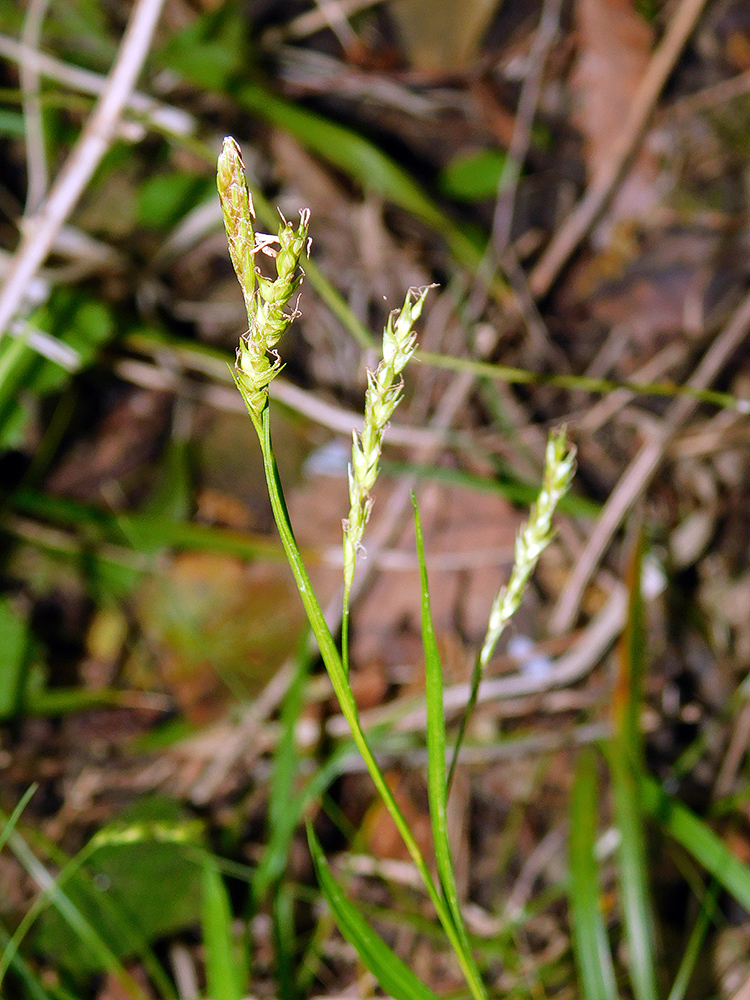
(254, 404, 487, 1000)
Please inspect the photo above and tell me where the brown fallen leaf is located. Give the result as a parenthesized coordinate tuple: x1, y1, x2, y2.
(134, 551, 306, 723)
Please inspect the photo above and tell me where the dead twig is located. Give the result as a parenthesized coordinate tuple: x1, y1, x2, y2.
(20, 0, 51, 215)
(0, 0, 167, 340)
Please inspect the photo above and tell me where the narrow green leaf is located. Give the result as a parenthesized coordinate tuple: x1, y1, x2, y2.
(608, 526, 661, 1000)
(10, 487, 284, 561)
(642, 777, 750, 913)
(438, 148, 511, 202)
(666, 881, 718, 1000)
(253, 637, 311, 906)
(0, 597, 30, 718)
(413, 494, 487, 1000)
(568, 750, 618, 1000)
(255, 409, 485, 1000)
(0, 786, 37, 853)
(202, 860, 243, 1000)
(272, 882, 297, 1000)
(307, 825, 442, 1000)
(0, 921, 53, 1000)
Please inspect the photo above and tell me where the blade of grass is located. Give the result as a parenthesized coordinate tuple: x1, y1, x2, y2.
(568, 749, 618, 1000)
(272, 882, 298, 1000)
(10, 488, 285, 561)
(201, 859, 243, 1000)
(0, 597, 31, 719)
(608, 524, 661, 1000)
(641, 776, 750, 912)
(416, 349, 747, 413)
(307, 825, 442, 1000)
(0, 786, 37, 853)
(0, 922, 53, 1000)
(665, 881, 719, 1000)
(412, 493, 488, 1000)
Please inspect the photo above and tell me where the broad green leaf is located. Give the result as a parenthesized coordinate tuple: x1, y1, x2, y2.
(34, 797, 203, 978)
(156, 3, 247, 90)
(137, 172, 212, 230)
(3, 824, 151, 1000)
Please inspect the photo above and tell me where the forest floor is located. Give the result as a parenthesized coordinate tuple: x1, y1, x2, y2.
(3, 0, 750, 997)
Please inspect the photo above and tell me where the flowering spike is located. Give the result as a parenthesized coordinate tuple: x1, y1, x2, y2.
(479, 427, 576, 667)
(217, 137, 256, 317)
(218, 138, 311, 420)
(342, 286, 429, 605)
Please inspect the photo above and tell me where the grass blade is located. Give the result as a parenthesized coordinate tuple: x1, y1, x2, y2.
(256, 409, 487, 1000)
(412, 493, 488, 1000)
(608, 526, 660, 1000)
(307, 825, 442, 1000)
(201, 859, 243, 1000)
(666, 881, 718, 1000)
(1, 827, 149, 1000)
(568, 749, 618, 1000)
(641, 777, 750, 911)
(253, 637, 311, 906)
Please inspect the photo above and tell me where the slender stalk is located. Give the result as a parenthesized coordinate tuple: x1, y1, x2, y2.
(256, 406, 487, 1000)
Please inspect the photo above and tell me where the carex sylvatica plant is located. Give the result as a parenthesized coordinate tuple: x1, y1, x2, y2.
(217, 136, 575, 1000)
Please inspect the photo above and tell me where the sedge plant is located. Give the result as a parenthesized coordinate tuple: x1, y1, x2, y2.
(217, 136, 575, 1000)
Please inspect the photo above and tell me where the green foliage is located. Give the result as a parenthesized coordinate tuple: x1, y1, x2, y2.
(0, 289, 114, 449)
(201, 860, 244, 1000)
(0, 596, 32, 720)
(34, 797, 204, 978)
(136, 172, 212, 230)
(0, 108, 25, 137)
(568, 751, 618, 1000)
(155, 3, 248, 91)
(438, 148, 511, 202)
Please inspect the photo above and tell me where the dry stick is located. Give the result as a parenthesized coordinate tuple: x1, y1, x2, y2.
(0, 34, 194, 135)
(20, 0, 51, 215)
(528, 0, 712, 300)
(0, 0, 167, 340)
(262, 0, 380, 44)
(550, 286, 750, 634)
(326, 584, 629, 737)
